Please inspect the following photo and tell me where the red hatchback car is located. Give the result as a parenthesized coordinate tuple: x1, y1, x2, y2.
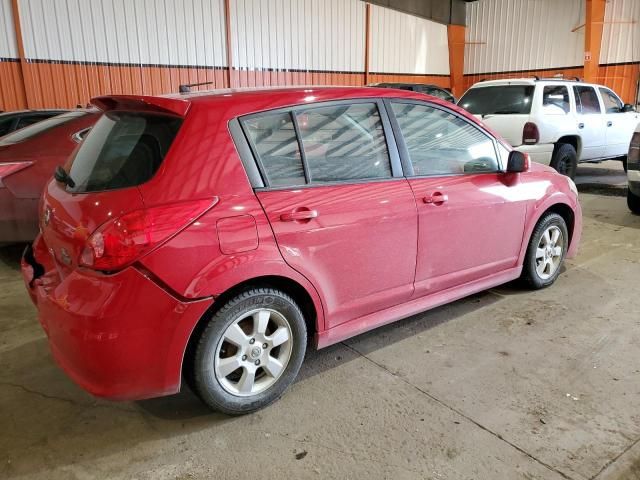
(0, 110, 99, 243)
(22, 87, 582, 414)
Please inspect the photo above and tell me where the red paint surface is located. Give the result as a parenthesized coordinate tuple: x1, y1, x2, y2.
(23, 87, 582, 401)
(0, 112, 99, 242)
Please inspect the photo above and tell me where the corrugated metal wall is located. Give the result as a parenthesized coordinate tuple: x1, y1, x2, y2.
(600, 0, 640, 103)
(464, 0, 585, 75)
(230, 0, 365, 86)
(0, 0, 26, 111)
(463, 0, 639, 104)
(369, 4, 449, 87)
(0, 0, 453, 111)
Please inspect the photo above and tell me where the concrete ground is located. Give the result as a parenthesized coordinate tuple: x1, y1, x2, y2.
(1, 161, 639, 480)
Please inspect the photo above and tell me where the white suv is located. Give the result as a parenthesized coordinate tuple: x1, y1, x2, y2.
(458, 78, 639, 178)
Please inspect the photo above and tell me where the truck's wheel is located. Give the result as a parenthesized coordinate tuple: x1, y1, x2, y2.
(550, 144, 578, 179)
(628, 189, 640, 214)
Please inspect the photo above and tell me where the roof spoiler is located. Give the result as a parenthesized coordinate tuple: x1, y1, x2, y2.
(91, 95, 191, 117)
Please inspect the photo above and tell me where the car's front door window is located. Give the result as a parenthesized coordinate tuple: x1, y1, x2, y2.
(390, 102, 499, 175)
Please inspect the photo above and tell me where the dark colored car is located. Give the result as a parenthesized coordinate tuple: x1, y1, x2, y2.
(0, 109, 69, 137)
(0, 111, 99, 243)
(370, 83, 456, 103)
(22, 87, 581, 415)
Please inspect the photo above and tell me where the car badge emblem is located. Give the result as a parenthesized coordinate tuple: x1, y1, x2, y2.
(43, 207, 52, 226)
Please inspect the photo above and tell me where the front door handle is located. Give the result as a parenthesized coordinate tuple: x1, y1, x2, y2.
(607, 121, 613, 127)
(423, 192, 448, 205)
(578, 122, 584, 129)
(280, 209, 318, 222)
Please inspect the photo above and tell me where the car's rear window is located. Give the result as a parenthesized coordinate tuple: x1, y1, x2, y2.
(458, 86, 535, 115)
(0, 111, 87, 146)
(66, 111, 182, 193)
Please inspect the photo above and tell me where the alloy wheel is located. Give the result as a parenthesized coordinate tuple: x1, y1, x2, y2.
(214, 308, 293, 397)
(535, 225, 564, 280)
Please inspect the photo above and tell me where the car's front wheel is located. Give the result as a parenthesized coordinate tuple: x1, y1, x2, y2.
(521, 213, 569, 289)
(550, 143, 578, 179)
(628, 189, 640, 214)
(191, 288, 307, 415)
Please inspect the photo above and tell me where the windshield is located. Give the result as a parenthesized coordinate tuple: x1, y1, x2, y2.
(0, 111, 87, 146)
(66, 111, 183, 193)
(458, 86, 535, 115)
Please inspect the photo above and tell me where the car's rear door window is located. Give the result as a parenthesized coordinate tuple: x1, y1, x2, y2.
(294, 103, 391, 182)
(573, 86, 602, 114)
(542, 86, 570, 114)
(242, 112, 305, 187)
(458, 86, 535, 115)
(67, 111, 182, 193)
(391, 102, 499, 176)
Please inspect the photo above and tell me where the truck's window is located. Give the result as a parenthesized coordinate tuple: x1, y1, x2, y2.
(542, 86, 570, 114)
(573, 86, 602, 114)
(458, 86, 535, 115)
(599, 88, 623, 113)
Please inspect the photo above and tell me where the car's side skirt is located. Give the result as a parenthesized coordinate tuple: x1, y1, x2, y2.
(315, 266, 522, 349)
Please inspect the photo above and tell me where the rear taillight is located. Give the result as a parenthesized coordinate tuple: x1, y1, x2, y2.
(0, 161, 33, 187)
(522, 122, 540, 145)
(629, 131, 640, 169)
(80, 199, 216, 271)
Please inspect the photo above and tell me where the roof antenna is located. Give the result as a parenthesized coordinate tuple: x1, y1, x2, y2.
(179, 81, 214, 93)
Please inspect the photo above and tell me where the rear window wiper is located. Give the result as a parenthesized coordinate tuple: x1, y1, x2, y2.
(54, 165, 76, 188)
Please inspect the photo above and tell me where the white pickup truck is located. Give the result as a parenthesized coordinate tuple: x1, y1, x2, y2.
(458, 78, 640, 178)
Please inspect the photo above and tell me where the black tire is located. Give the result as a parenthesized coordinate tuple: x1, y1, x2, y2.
(628, 189, 640, 214)
(521, 213, 569, 289)
(191, 288, 307, 415)
(550, 143, 578, 179)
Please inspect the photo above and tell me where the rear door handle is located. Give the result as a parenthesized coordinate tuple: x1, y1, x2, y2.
(423, 192, 448, 205)
(280, 209, 318, 222)
(578, 122, 584, 129)
(607, 121, 613, 127)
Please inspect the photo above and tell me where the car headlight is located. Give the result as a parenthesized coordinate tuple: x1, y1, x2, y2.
(567, 177, 578, 197)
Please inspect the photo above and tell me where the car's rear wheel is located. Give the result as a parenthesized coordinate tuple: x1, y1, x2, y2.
(521, 213, 568, 289)
(550, 143, 578, 179)
(628, 189, 640, 214)
(191, 288, 307, 415)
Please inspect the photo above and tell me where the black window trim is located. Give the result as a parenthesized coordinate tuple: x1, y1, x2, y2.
(233, 98, 403, 191)
(382, 98, 505, 178)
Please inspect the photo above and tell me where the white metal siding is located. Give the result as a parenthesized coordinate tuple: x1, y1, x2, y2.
(230, 0, 365, 72)
(369, 4, 449, 75)
(600, 0, 640, 64)
(464, 0, 585, 74)
(18, 0, 227, 66)
(0, 0, 17, 58)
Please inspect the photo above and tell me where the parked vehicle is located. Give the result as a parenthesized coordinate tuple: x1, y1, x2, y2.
(458, 78, 639, 178)
(0, 110, 99, 243)
(0, 109, 69, 137)
(370, 82, 456, 103)
(628, 125, 640, 214)
(22, 87, 582, 414)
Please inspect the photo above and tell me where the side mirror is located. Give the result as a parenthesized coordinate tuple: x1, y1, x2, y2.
(622, 104, 636, 113)
(506, 150, 529, 173)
